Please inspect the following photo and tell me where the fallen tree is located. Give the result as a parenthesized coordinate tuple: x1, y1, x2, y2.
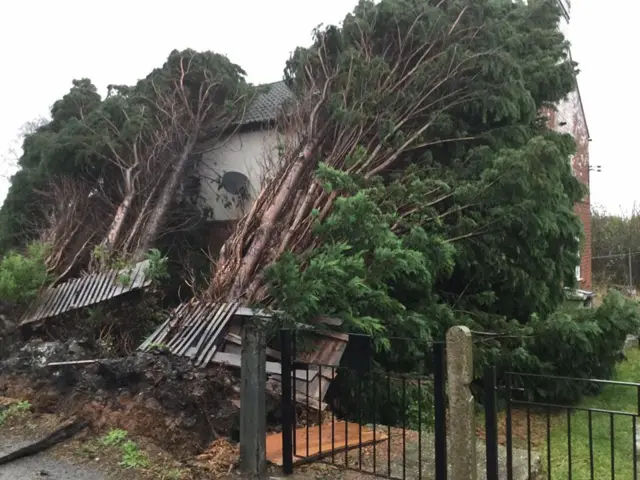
(206, 0, 640, 395)
(210, 0, 582, 310)
(0, 51, 253, 279)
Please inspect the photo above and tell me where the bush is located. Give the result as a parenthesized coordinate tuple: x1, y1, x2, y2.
(506, 290, 640, 403)
(0, 242, 50, 304)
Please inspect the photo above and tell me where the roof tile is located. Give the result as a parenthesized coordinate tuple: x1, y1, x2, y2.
(239, 81, 293, 125)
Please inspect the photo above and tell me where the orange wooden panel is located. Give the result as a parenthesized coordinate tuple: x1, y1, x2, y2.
(266, 421, 387, 466)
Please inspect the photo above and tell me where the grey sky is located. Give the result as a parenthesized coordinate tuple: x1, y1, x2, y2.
(0, 0, 635, 214)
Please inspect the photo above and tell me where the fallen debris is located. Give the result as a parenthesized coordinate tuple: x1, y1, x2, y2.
(20, 260, 151, 327)
(195, 438, 239, 476)
(265, 421, 387, 466)
(0, 420, 88, 466)
(139, 301, 348, 410)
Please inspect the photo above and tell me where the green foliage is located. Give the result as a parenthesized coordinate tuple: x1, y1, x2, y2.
(147, 342, 170, 353)
(120, 440, 150, 469)
(267, 0, 604, 402)
(0, 242, 50, 304)
(0, 400, 32, 425)
(591, 206, 640, 288)
(331, 368, 434, 431)
(101, 428, 128, 446)
(144, 248, 170, 284)
(117, 271, 132, 286)
(100, 429, 149, 469)
(92, 245, 129, 271)
(0, 48, 253, 295)
(480, 291, 640, 403)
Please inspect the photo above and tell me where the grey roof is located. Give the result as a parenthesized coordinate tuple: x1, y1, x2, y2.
(239, 81, 293, 126)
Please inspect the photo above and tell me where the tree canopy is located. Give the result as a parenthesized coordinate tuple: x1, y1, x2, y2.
(591, 206, 640, 288)
(0, 50, 253, 281)
(211, 0, 583, 330)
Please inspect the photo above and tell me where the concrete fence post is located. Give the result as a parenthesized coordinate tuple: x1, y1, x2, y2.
(446, 325, 477, 480)
(239, 319, 267, 476)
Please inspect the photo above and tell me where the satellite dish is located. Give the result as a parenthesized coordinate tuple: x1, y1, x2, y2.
(221, 171, 249, 195)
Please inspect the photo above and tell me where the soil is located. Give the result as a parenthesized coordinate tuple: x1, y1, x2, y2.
(0, 337, 246, 455)
(0, 331, 267, 479)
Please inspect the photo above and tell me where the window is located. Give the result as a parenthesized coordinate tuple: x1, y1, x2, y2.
(576, 264, 582, 282)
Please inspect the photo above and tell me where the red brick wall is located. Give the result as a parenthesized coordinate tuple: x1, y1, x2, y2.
(545, 90, 592, 290)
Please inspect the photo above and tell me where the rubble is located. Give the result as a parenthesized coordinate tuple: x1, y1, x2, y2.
(0, 341, 278, 454)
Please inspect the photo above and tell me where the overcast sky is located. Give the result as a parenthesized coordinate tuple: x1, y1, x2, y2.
(0, 0, 636, 214)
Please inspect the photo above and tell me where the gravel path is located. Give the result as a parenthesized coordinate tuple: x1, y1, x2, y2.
(0, 436, 106, 480)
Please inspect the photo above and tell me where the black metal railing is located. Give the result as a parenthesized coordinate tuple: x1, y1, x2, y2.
(280, 329, 448, 479)
(485, 367, 640, 480)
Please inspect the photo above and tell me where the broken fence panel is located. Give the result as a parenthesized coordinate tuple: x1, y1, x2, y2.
(20, 260, 152, 326)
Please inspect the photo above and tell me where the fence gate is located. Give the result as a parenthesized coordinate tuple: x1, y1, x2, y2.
(279, 329, 448, 479)
(484, 367, 640, 480)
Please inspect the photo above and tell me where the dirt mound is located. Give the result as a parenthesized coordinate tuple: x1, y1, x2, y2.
(0, 341, 247, 456)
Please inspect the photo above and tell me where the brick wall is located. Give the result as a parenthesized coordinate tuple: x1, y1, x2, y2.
(546, 90, 592, 290)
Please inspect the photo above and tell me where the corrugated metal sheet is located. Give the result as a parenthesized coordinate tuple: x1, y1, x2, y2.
(138, 302, 348, 410)
(139, 301, 239, 367)
(20, 260, 151, 326)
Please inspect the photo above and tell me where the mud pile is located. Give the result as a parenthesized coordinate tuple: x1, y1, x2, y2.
(0, 338, 258, 455)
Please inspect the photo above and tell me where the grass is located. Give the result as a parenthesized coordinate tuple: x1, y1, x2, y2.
(0, 400, 31, 425)
(99, 428, 150, 469)
(513, 348, 640, 479)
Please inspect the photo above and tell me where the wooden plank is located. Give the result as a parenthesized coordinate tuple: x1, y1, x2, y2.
(73, 272, 96, 309)
(211, 352, 310, 380)
(225, 332, 282, 360)
(131, 260, 151, 289)
(197, 302, 239, 366)
(57, 277, 80, 314)
(167, 302, 206, 351)
(68, 276, 85, 308)
(312, 316, 344, 327)
(266, 422, 387, 466)
(138, 318, 170, 351)
(82, 271, 106, 308)
(47, 359, 100, 367)
(190, 302, 231, 360)
(170, 302, 209, 354)
(29, 288, 55, 322)
(181, 303, 225, 357)
(49, 281, 70, 318)
(234, 306, 272, 318)
(96, 269, 119, 304)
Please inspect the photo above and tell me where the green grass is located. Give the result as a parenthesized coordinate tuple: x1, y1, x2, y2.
(0, 400, 31, 425)
(544, 348, 640, 479)
(99, 428, 149, 469)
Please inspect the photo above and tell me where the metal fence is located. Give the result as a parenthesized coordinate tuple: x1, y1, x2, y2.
(279, 329, 448, 480)
(485, 368, 640, 480)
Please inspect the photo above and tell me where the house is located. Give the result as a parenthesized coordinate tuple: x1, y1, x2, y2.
(197, 81, 293, 252)
(546, 0, 593, 290)
(198, 0, 592, 289)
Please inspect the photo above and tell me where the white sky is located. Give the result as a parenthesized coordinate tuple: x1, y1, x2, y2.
(0, 0, 636, 213)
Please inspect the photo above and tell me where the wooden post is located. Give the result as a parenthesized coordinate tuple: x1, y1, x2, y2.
(239, 319, 267, 475)
(446, 325, 477, 480)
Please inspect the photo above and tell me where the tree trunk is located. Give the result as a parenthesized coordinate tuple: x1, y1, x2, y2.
(209, 139, 320, 302)
(134, 133, 198, 261)
(104, 190, 135, 250)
